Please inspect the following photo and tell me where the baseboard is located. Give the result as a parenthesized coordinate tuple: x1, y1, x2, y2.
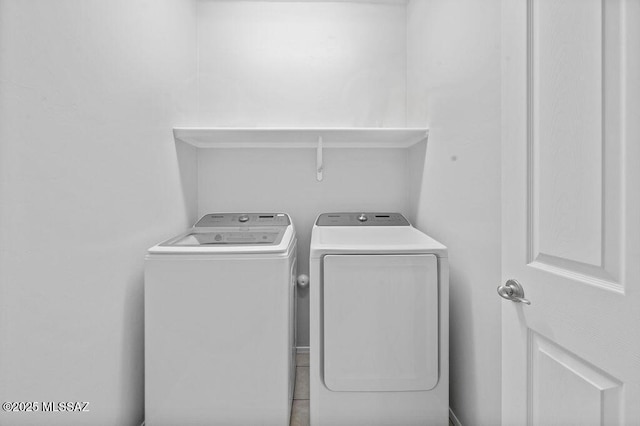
(449, 408, 462, 426)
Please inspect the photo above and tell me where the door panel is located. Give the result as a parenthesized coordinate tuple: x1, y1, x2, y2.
(322, 254, 438, 392)
(529, 0, 625, 288)
(502, 0, 640, 424)
(533, 0, 604, 269)
(530, 333, 622, 426)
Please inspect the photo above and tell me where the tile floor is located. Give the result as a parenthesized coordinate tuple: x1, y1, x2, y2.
(290, 353, 310, 426)
(290, 353, 454, 426)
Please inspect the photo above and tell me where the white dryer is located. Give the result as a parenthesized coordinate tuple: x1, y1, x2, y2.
(145, 213, 297, 426)
(309, 212, 449, 426)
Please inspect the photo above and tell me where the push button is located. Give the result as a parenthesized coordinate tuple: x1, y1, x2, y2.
(238, 214, 250, 223)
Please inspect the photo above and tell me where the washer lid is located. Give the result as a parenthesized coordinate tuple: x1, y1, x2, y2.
(147, 213, 295, 254)
(166, 228, 286, 246)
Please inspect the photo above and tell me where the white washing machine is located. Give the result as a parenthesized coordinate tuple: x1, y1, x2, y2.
(309, 212, 449, 426)
(145, 213, 297, 426)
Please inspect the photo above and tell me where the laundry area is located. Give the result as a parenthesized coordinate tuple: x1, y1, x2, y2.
(0, 1, 638, 426)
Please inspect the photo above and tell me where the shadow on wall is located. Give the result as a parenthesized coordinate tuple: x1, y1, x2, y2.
(121, 271, 145, 426)
(175, 140, 199, 225)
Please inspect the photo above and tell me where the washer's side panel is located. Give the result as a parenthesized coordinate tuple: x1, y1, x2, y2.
(144, 255, 291, 426)
(288, 251, 298, 407)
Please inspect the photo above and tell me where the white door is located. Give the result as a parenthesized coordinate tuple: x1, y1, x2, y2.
(501, 1, 640, 425)
(322, 254, 439, 392)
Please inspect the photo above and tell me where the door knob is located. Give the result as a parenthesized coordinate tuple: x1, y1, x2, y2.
(497, 279, 531, 305)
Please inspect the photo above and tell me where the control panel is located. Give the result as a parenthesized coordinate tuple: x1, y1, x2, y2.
(194, 213, 291, 227)
(315, 213, 410, 227)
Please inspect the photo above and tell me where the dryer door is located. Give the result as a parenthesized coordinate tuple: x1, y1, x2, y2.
(322, 254, 439, 392)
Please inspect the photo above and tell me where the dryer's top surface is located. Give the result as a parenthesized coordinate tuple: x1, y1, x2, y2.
(310, 214, 446, 258)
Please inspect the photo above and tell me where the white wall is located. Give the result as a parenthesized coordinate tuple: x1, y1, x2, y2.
(194, 0, 409, 346)
(407, 1, 502, 424)
(197, 0, 407, 127)
(0, 1, 197, 424)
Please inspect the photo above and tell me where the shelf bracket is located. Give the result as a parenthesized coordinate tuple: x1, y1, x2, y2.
(316, 136, 323, 182)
